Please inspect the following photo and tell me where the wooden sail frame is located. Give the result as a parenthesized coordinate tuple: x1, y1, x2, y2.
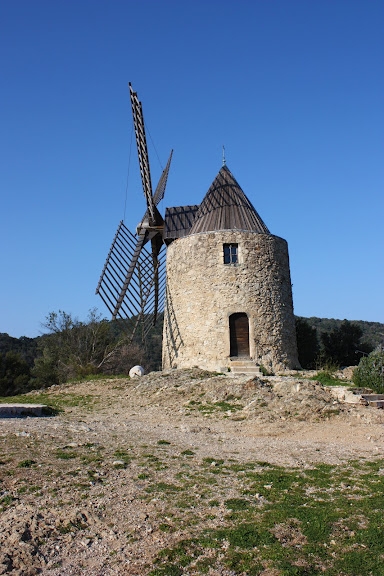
(96, 85, 172, 341)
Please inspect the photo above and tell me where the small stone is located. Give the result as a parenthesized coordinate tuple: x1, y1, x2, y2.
(81, 539, 91, 547)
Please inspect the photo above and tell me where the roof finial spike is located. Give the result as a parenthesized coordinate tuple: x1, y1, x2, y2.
(222, 145, 226, 167)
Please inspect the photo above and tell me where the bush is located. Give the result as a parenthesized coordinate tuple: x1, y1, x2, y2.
(353, 348, 384, 393)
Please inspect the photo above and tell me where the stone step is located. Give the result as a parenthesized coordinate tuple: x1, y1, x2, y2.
(229, 360, 261, 375)
(361, 394, 384, 408)
(231, 367, 261, 374)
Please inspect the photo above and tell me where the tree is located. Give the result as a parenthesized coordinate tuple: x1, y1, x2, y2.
(0, 351, 31, 396)
(320, 320, 373, 367)
(0, 333, 39, 367)
(353, 347, 384, 393)
(30, 347, 60, 389)
(295, 317, 319, 368)
(31, 308, 144, 387)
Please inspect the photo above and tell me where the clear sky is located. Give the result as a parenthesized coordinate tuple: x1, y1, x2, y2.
(1, 0, 383, 338)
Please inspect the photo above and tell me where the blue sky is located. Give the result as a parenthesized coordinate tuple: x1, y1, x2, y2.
(1, 0, 383, 338)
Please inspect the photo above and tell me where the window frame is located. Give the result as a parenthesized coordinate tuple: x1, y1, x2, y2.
(223, 243, 239, 265)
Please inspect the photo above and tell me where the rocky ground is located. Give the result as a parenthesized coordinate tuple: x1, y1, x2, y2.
(0, 368, 383, 575)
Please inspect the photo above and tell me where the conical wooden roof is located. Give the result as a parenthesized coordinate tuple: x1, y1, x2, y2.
(189, 165, 270, 235)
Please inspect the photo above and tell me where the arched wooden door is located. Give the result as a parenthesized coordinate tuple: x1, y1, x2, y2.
(229, 313, 250, 357)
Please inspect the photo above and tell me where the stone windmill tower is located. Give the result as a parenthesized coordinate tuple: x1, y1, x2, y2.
(162, 164, 300, 373)
(96, 85, 299, 374)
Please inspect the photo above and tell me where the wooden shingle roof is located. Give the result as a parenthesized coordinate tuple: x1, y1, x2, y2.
(163, 205, 200, 243)
(189, 165, 270, 235)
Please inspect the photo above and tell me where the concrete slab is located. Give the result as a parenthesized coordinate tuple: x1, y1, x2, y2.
(0, 404, 50, 418)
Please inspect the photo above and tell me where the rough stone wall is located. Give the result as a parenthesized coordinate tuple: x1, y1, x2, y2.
(162, 231, 300, 373)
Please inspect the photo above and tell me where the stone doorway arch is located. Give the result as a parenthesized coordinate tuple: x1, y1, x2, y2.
(229, 313, 250, 357)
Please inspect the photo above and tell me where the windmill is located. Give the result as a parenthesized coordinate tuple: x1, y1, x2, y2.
(95, 83, 173, 341)
(97, 85, 300, 373)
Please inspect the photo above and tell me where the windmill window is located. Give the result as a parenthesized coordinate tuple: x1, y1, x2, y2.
(223, 243, 238, 265)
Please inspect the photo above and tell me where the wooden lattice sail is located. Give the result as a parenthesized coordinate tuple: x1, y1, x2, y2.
(96, 84, 172, 340)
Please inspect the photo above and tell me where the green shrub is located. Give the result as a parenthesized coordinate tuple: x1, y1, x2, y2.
(353, 348, 384, 393)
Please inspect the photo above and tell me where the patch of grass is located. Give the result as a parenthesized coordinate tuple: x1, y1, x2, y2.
(18, 459, 36, 468)
(224, 498, 252, 510)
(158, 440, 171, 446)
(216, 523, 277, 548)
(310, 371, 348, 386)
(0, 494, 15, 509)
(191, 399, 243, 415)
(180, 449, 195, 456)
(55, 449, 77, 460)
(80, 452, 103, 464)
(193, 557, 212, 574)
(87, 469, 102, 483)
(146, 482, 182, 494)
(152, 539, 201, 573)
(30, 486, 45, 497)
(150, 458, 384, 576)
(214, 400, 243, 411)
(159, 523, 173, 532)
(174, 494, 200, 510)
(0, 391, 97, 412)
(138, 473, 150, 480)
(227, 462, 257, 472)
(224, 550, 263, 575)
(113, 449, 131, 464)
(142, 453, 160, 461)
(113, 462, 128, 469)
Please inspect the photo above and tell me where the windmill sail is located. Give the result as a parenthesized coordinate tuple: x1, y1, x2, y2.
(96, 85, 172, 341)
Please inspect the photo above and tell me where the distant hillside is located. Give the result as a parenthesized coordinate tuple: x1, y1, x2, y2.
(297, 317, 384, 350)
